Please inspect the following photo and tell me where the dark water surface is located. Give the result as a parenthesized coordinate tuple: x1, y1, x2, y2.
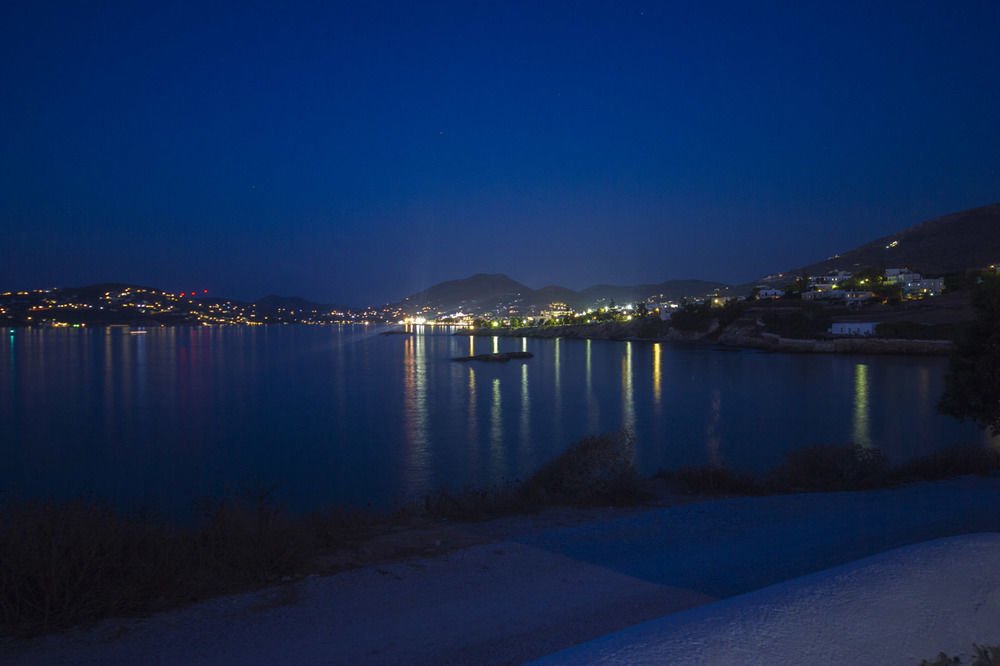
(1, 326, 993, 518)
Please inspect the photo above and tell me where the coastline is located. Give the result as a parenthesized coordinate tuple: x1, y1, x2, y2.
(461, 321, 955, 356)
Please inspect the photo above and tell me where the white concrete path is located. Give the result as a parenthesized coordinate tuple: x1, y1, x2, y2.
(533, 533, 1000, 665)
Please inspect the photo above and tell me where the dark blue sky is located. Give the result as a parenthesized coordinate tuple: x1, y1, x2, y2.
(2, 1, 998, 305)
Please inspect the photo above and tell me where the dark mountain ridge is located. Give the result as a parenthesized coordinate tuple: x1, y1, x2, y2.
(395, 273, 730, 313)
(254, 294, 354, 314)
(759, 202, 1000, 286)
(403, 273, 530, 310)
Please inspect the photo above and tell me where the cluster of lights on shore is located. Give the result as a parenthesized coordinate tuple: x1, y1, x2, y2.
(1, 286, 409, 328)
(399, 302, 663, 329)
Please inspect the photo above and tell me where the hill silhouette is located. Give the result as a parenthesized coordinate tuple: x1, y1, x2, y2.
(397, 273, 729, 313)
(787, 203, 1000, 279)
(254, 294, 353, 315)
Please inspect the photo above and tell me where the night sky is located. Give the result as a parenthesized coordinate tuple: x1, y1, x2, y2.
(2, 1, 998, 306)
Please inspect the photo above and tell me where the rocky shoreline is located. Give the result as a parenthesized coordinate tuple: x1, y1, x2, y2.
(720, 331, 954, 355)
(461, 320, 954, 356)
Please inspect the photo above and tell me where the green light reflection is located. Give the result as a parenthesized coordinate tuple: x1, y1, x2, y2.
(853, 363, 871, 448)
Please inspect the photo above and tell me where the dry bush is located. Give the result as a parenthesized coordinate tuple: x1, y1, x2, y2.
(1, 484, 318, 636)
(521, 430, 646, 506)
(190, 483, 312, 589)
(921, 644, 1000, 665)
(893, 445, 1000, 483)
(765, 444, 888, 492)
(0, 499, 182, 635)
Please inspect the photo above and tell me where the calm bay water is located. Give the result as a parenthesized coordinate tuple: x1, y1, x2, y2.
(1, 325, 993, 518)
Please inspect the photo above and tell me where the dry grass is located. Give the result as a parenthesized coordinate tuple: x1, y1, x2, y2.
(921, 644, 1000, 666)
(892, 445, 1000, 483)
(424, 430, 649, 519)
(765, 444, 889, 492)
(0, 499, 182, 635)
(0, 486, 390, 637)
(0, 430, 648, 636)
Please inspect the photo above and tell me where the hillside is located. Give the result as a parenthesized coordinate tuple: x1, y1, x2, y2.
(403, 273, 531, 312)
(254, 294, 353, 315)
(579, 280, 732, 307)
(396, 274, 730, 314)
(529, 285, 586, 310)
(770, 203, 1000, 284)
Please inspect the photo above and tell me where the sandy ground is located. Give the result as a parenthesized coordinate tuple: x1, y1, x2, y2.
(4, 476, 1000, 665)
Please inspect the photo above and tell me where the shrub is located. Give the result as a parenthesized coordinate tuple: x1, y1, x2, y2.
(761, 308, 832, 339)
(629, 317, 671, 339)
(765, 444, 888, 492)
(892, 445, 1000, 483)
(875, 321, 962, 341)
(521, 430, 646, 505)
(656, 443, 1000, 498)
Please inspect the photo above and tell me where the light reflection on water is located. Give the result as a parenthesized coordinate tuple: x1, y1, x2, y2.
(622, 341, 634, 433)
(520, 362, 531, 454)
(490, 377, 503, 475)
(402, 334, 429, 496)
(467, 366, 478, 461)
(553, 337, 563, 446)
(585, 339, 599, 433)
(853, 363, 872, 448)
(652, 342, 662, 410)
(706, 388, 722, 466)
(1, 325, 997, 518)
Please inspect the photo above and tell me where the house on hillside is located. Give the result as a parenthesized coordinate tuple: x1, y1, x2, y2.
(809, 271, 852, 287)
(757, 288, 785, 299)
(885, 268, 921, 284)
(911, 277, 945, 296)
(843, 290, 876, 306)
(885, 268, 945, 296)
(801, 288, 843, 301)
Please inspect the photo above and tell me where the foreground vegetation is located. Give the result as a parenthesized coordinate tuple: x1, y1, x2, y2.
(921, 644, 1000, 665)
(0, 432, 642, 636)
(660, 442, 1000, 496)
(2, 432, 999, 637)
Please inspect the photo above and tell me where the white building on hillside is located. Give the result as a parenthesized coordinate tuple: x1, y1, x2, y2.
(885, 268, 921, 284)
